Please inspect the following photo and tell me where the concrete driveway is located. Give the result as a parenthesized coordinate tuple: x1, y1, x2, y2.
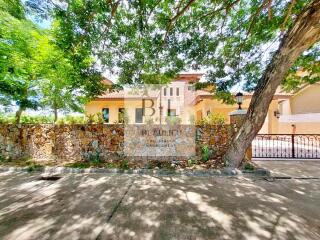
(0, 171, 319, 240)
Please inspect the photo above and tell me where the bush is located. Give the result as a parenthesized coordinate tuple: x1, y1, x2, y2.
(119, 159, 130, 170)
(243, 162, 255, 171)
(201, 145, 210, 162)
(0, 114, 15, 124)
(196, 113, 225, 125)
(165, 116, 182, 125)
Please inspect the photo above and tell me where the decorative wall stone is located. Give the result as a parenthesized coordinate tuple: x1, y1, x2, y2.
(0, 124, 235, 164)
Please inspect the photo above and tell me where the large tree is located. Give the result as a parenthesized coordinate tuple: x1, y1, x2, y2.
(36, 0, 320, 166)
(0, 0, 42, 122)
(0, 0, 105, 123)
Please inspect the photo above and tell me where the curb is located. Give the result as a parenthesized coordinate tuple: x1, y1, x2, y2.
(0, 166, 270, 177)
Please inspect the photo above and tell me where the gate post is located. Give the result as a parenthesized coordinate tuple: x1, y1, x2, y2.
(291, 134, 295, 158)
(229, 109, 252, 161)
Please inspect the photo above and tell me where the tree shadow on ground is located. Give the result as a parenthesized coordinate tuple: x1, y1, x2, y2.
(0, 172, 319, 240)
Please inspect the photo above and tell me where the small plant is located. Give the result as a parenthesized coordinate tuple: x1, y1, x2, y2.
(145, 117, 155, 125)
(119, 159, 130, 170)
(85, 114, 96, 124)
(26, 162, 44, 172)
(189, 115, 195, 125)
(88, 152, 101, 165)
(201, 145, 210, 162)
(105, 162, 116, 169)
(187, 158, 197, 166)
(243, 162, 255, 171)
(196, 113, 225, 125)
(165, 116, 182, 126)
(65, 162, 91, 169)
(94, 112, 104, 124)
(118, 110, 130, 124)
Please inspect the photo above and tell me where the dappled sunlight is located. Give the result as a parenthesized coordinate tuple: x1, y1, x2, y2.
(0, 172, 319, 239)
(186, 191, 233, 231)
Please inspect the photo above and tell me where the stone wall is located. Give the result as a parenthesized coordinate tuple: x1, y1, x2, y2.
(0, 124, 234, 164)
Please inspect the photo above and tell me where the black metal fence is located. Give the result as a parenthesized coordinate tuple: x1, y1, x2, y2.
(253, 134, 320, 159)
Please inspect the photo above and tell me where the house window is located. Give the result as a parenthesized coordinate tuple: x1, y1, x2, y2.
(176, 88, 179, 96)
(163, 88, 167, 96)
(102, 108, 109, 123)
(170, 87, 173, 96)
(207, 110, 211, 116)
(118, 108, 125, 123)
(167, 109, 176, 116)
(135, 108, 143, 123)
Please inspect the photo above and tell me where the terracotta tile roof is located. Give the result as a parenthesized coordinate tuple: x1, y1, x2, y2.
(174, 73, 204, 82)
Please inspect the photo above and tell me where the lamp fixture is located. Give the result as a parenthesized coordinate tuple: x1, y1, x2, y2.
(235, 92, 244, 110)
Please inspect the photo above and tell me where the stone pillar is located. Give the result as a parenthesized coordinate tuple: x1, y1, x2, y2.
(229, 109, 252, 161)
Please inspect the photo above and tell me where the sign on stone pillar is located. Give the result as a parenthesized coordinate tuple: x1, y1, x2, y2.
(229, 109, 252, 161)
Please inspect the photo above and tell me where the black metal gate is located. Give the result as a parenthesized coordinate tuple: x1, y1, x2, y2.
(253, 134, 320, 159)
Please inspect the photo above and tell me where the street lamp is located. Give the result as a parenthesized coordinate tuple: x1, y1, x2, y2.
(274, 110, 281, 119)
(236, 92, 244, 110)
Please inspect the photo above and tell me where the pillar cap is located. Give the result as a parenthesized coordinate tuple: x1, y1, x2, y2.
(229, 109, 247, 116)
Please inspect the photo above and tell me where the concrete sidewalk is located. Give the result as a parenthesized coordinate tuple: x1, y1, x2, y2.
(254, 160, 320, 178)
(0, 171, 319, 240)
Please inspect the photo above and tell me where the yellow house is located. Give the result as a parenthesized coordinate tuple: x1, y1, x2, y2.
(268, 83, 320, 134)
(85, 74, 320, 134)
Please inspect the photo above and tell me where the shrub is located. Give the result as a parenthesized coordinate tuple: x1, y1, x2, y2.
(119, 159, 130, 170)
(145, 117, 155, 125)
(94, 112, 104, 124)
(165, 116, 182, 125)
(65, 162, 91, 169)
(243, 162, 255, 171)
(187, 158, 197, 166)
(20, 115, 53, 124)
(0, 114, 15, 124)
(201, 145, 210, 162)
(196, 113, 225, 125)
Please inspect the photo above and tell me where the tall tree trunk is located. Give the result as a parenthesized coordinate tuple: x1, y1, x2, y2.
(224, 0, 320, 168)
(54, 107, 58, 123)
(15, 107, 23, 124)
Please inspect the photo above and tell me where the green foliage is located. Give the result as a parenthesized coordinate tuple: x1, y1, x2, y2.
(105, 162, 116, 169)
(243, 162, 255, 171)
(187, 158, 197, 167)
(26, 162, 43, 172)
(65, 162, 91, 169)
(0, 0, 105, 122)
(118, 109, 130, 124)
(119, 159, 130, 170)
(197, 113, 226, 125)
(165, 116, 182, 126)
(20, 115, 54, 124)
(83, 113, 105, 124)
(51, 0, 318, 100)
(201, 145, 210, 162)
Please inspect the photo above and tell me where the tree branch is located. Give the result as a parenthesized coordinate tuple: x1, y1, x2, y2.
(281, 0, 296, 31)
(163, 0, 196, 42)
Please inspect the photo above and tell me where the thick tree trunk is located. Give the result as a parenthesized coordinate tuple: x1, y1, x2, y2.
(15, 107, 23, 124)
(224, 0, 320, 168)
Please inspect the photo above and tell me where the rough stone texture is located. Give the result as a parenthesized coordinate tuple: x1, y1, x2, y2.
(0, 124, 234, 164)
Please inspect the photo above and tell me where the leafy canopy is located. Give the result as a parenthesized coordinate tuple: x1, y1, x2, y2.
(0, 0, 105, 119)
(52, 0, 319, 102)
